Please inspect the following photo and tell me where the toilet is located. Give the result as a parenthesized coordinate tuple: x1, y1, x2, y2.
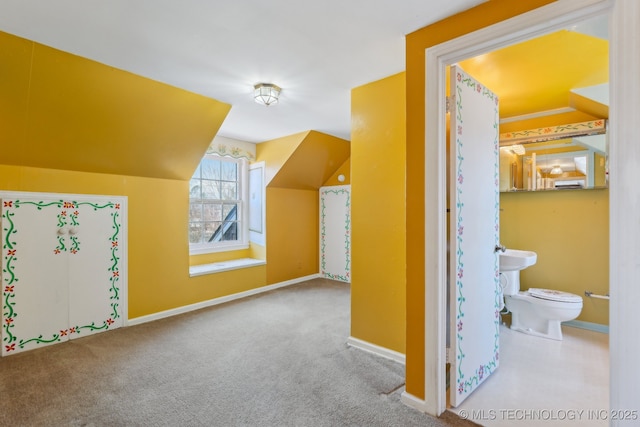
(501, 269, 583, 340)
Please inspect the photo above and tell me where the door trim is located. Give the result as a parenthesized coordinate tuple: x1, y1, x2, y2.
(422, 0, 616, 416)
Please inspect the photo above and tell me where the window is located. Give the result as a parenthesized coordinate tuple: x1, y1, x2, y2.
(189, 154, 248, 254)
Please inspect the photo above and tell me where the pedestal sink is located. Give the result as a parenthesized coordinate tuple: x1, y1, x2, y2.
(499, 249, 537, 272)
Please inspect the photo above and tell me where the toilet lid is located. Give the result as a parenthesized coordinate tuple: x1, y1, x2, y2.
(528, 288, 582, 303)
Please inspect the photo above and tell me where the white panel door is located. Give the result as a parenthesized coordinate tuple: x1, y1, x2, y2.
(1, 193, 126, 356)
(1, 197, 70, 355)
(319, 185, 351, 283)
(449, 65, 501, 407)
(68, 199, 125, 339)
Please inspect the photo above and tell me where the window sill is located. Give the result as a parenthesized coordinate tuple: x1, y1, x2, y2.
(189, 258, 266, 277)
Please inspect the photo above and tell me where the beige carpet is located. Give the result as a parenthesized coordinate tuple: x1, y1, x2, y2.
(0, 278, 476, 426)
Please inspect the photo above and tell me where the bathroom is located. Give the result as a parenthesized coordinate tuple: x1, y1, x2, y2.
(446, 13, 610, 422)
(494, 14, 610, 339)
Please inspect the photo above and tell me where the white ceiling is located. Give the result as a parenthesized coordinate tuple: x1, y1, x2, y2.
(0, 0, 486, 143)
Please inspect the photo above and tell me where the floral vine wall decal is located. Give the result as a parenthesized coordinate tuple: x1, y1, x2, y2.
(320, 187, 351, 283)
(1, 197, 123, 354)
(453, 69, 501, 397)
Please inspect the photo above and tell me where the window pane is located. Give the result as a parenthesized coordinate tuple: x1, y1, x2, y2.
(189, 203, 203, 221)
(221, 221, 238, 241)
(189, 154, 245, 250)
(204, 221, 221, 242)
(191, 163, 201, 180)
(189, 222, 203, 244)
(222, 203, 238, 219)
(203, 204, 222, 222)
(201, 158, 221, 180)
(221, 182, 237, 200)
(189, 179, 201, 199)
(221, 161, 237, 181)
(201, 180, 220, 199)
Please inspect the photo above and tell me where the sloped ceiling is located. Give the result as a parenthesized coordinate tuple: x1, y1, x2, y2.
(257, 131, 350, 190)
(458, 28, 608, 128)
(0, 0, 487, 143)
(0, 31, 231, 181)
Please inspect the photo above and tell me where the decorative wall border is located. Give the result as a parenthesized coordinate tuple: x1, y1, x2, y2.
(206, 136, 256, 161)
(500, 119, 606, 145)
(452, 68, 501, 397)
(319, 186, 351, 283)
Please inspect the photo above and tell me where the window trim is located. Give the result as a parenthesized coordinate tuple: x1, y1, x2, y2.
(189, 155, 249, 255)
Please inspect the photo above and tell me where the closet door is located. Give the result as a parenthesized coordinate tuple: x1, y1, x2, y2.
(67, 199, 125, 339)
(1, 193, 127, 356)
(1, 196, 72, 355)
(319, 185, 351, 283)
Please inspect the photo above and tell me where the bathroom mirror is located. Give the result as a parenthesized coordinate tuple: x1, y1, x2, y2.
(492, 13, 609, 194)
(499, 121, 608, 192)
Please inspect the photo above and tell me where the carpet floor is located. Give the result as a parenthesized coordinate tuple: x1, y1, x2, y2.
(0, 278, 476, 427)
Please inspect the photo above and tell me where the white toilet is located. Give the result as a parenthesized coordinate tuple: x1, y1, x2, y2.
(500, 249, 583, 341)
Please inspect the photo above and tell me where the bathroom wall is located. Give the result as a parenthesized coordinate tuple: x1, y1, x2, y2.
(500, 188, 609, 326)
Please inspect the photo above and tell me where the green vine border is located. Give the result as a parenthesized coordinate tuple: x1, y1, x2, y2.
(2, 199, 122, 354)
(320, 188, 351, 282)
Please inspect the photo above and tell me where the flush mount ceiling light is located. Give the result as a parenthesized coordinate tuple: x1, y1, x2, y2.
(254, 83, 281, 106)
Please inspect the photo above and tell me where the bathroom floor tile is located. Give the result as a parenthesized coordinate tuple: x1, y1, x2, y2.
(449, 324, 609, 426)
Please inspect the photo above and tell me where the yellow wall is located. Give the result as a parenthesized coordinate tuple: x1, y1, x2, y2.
(257, 131, 350, 286)
(0, 30, 276, 322)
(2, 27, 352, 342)
(256, 132, 307, 186)
(265, 187, 319, 284)
(0, 165, 267, 319)
(405, 0, 557, 400)
(323, 159, 351, 186)
(500, 189, 609, 325)
(351, 72, 406, 353)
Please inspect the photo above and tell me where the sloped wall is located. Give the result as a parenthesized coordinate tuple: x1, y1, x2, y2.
(256, 131, 350, 285)
(0, 30, 230, 180)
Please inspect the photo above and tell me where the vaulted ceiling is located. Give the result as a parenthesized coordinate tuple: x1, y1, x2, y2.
(0, 0, 487, 143)
(0, 2, 608, 182)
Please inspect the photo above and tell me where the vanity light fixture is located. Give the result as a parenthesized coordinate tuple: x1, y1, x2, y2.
(550, 165, 563, 175)
(509, 144, 526, 155)
(254, 83, 281, 106)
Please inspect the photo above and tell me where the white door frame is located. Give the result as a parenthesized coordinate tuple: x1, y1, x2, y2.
(422, 0, 640, 418)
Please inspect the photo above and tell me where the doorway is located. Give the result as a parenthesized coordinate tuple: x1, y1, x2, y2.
(447, 13, 609, 411)
(422, 0, 639, 417)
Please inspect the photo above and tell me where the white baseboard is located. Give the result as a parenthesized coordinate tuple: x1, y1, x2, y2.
(400, 391, 428, 413)
(127, 273, 321, 326)
(346, 336, 406, 365)
(563, 319, 609, 334)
